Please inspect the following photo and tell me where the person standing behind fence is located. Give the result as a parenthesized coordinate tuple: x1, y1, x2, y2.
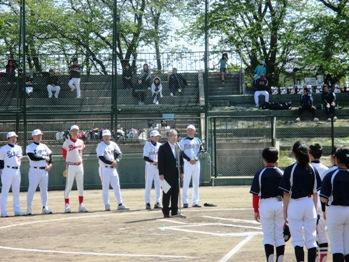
(151, 77, 163, 105)
(322, 84, 337, 121)
(250, 147, 285, 262)
(143, 130, 162, 210)
(68, 58, 81, 98)
(133, 78, 147, 105)
(320, 147, 349, 262)
(5, 56, 17, 84)
(168, 68, 187, 96)
(140, 63, 152, 89)
(180, 125, 203, 208)
(26, 129, 53, 215)
(309, 143, 329, 262)
(122, 62, 133, 90)
(0, 132, 23, 217)
(96, 129, 128, 211)
(47, 69, 61, 99)
(279, 142, 322, 262)
(217, 53, 228, 83)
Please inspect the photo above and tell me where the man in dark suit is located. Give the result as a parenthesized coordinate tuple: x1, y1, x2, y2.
(158, 129, 183, 218)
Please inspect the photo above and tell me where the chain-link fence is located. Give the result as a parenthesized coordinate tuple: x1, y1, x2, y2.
(208, 115, 348, 185)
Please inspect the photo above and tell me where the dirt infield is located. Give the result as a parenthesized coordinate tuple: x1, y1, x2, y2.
(0, 186, 310, 261)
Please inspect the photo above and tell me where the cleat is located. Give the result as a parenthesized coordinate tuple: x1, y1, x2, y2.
(313, 117, 319, 122)
(117, 204, 129, 211)
(145, 203, 151, 210)
(64, 204, 71, 213)
(79, 204, 88, 213)
(14, 212, 24, 216)
(295, 117, 300, 122)
(105, 204, 111, 211)
(42, 207, 53, 215)
(192, 204, 201, 208)
(154, 203, 161, 209)
(183, 203, 189, 208)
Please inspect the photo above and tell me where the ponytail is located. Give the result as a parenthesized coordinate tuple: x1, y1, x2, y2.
(294, 144, 310, 167)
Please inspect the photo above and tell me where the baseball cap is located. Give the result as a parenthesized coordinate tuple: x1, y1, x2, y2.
(6, 131, 18, 139)
(186, 124, 196, 131)
(102, 129, 112, 136)
(70, 125, 79, 131)
(32, 129, 43, 136)
(149, 130, 161, 137)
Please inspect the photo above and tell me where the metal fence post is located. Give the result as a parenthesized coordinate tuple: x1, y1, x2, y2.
(213, 117, 217, 180)
(20, 0, 27, 148)
(331, 116, 335, 152)
(271, 116, 276, 146)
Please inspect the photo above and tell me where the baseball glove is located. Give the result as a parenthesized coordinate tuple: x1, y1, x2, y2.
(63, 169, 68, 178)
(283, 223, 291, 242)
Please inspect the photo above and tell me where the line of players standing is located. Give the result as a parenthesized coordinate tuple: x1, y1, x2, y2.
(0, 124, 203, 219)
(250, 143, 349, 262)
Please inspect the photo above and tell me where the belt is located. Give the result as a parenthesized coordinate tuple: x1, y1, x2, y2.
(67, 162, 82, 166)
(33, 166, 46, 170)
(6, 166, 18, 169)
(104, 165, 114, 169)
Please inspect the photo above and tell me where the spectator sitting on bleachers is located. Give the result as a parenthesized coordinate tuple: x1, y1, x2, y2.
(68, 57, 82, 98)
(122, 62, 133, 89)
(25, 75, 34, 98)
(151, 77, 163, 105)
(5, 56, 17, 84)
(168, 67, 187, 96)
(322, 84, 337, 121)
(254, 75, 269, 107)
(140, 63, 152, 89)
(47, 69, 61, 99)
(296, 87, 318, 122)
(133, 78, 147, 105)
(217, 53, 228, 83)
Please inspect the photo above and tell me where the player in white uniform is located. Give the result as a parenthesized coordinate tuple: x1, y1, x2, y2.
(96, 129, 128, 211)
(0, 132, 23, 217)
(309, 144, 329, 262)
(26, 129, 53, 215)
(180, 124, 203, 208)
(62, 125, 88, 213)
(143, 130, 162, 210)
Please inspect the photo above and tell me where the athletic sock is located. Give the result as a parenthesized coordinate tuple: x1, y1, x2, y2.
(276, 245, 285, 262)
(333, 253, 344, 262)
(65, 198, 70, 205)
(264, 244, 274, 262)
(295, 246, 304, 262)
(78, 196, 83, 204)
(318, 243, 328, 262)
(308, 247, 317, 262)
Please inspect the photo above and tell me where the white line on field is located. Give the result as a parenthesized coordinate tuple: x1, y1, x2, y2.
(202, 216, 260, 225)
(160, 226, 261, 237)
(219, 234, 255, 262)
(0, 246, 195, 259)
(161, 222, 261, 230)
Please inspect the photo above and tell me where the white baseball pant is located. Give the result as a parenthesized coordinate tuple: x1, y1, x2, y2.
(144, 163, 161, 204)
(260, 198, 285, 247)
(326, 206, 349, 255)
(182, 160, 200, 205)
(99, 166, 123, 205)
(1, 168, 21, 216)
(47, 84, 61, 98)
(68, 78, 81, 98)
(64, 164, 84, 199)
(27, 167, 49, 213)
(288, 197, 317, 249)
(254, 91, 269, 107)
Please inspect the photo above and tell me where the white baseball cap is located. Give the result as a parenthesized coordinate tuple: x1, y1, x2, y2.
(186, 124, 196, 131)
(102, 129, 112, 136)
(149, 130, 161, 137)
(6, 131, 18, 139)
(32, 129, 43, 136)
(70, 125, 79, 131)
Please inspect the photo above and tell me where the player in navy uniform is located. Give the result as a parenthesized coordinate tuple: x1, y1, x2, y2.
(280, 142, 322, 262)
(320, 147, 349, 262)
(250, 147, 285, 262)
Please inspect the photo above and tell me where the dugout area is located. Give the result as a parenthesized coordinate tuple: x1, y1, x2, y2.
(0, 186, 298, 262)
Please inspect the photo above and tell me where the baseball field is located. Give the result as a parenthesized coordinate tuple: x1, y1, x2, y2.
(0, 186, 307, 262)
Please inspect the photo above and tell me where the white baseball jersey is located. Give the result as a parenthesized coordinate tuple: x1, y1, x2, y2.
(62, 139, 85, 163)
(26, 142, 52, 167)
(0, 144, 22, 167)
(143, 141, 161, 163)
(180, 137, 202, 160)
(311, 161, 329, 180)
(96, 141, 122, 166)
